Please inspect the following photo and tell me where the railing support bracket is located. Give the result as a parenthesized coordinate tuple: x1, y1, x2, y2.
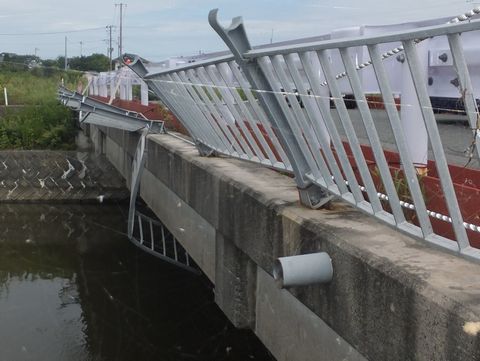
(298, 184, 333, 209)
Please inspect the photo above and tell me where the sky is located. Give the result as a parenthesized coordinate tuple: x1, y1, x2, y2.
(0, 0, 477, 61)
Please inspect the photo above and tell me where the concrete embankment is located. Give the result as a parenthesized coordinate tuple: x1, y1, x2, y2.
(0, 149, 128, 202)
(91, 124, 480, 361)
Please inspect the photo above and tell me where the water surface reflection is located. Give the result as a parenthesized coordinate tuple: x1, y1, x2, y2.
(0, 204, 273, 361)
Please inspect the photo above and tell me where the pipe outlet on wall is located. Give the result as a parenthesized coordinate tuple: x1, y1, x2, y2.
(273, 252, 333, 288)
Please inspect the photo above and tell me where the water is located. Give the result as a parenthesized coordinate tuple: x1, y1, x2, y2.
(0, 204, 274, 361)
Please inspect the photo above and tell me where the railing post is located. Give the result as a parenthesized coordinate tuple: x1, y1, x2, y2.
(128, 127, 148, 239)
(99, 74, 108, 98)
(92, 77, 99, 96)
(109, 72, 116, 99)
(140, 81, 149, 106)
(208, 9, 331, 208)
(447, 33, 480, 160)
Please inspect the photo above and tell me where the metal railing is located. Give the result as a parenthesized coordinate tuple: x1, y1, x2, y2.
(58, 86, 164, 133)
(124, 10, 480, 259)
(131, 210, 199, 274)
(58, 87, 200, 273)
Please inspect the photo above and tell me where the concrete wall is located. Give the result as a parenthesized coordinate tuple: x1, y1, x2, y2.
(93, 124, 480, 361)
(0, 148, 128, 202)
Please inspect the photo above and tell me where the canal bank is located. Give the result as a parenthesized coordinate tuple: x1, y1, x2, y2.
(0, 150, 128, 202)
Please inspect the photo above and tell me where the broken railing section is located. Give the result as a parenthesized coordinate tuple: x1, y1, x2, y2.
(85, 67, 150, 106)
(123, 54, 216, 157)
(127, 126, 198, 273)
(130, 210, 199, 274)
(58, 86, 164, 133)
(59, 86, 198, 273)
(123, 13, 480, 259)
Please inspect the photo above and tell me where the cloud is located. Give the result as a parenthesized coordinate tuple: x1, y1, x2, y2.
(0, 0, 475, 59)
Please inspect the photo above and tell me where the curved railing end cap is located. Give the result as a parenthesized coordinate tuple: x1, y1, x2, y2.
(208, 8, 244, 33)
(122, 53, 140, 66)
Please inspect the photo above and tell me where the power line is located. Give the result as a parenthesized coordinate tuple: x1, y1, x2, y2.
(0, 27, 105, 37)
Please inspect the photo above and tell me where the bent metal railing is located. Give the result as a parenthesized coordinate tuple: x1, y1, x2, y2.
(58, 87, 201, 274)
(124, 10, 480, 260)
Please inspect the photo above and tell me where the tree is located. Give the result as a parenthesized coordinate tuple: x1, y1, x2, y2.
(67, 54, 110, 72)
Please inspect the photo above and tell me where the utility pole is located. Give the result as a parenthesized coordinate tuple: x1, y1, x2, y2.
(106, 25, 114, 70)
(64, 36, 68, 70)
(115, 3, 126, 57)
(79, 41, 83, 57)
(34, 47, 39, 58)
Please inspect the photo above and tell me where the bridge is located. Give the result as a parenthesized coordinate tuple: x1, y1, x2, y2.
(58, 8, 480, 361)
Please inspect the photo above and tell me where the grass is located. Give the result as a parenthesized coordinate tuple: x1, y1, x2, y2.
(0, 64, 83, 150)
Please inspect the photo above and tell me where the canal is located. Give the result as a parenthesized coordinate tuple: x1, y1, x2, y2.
(0, 203, 274, 361)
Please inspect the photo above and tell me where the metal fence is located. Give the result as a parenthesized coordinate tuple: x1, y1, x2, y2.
(124, 10, 480, 259)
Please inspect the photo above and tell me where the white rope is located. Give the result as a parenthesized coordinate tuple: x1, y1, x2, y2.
(354, 183, 480, 233)
(116, 74, 478, 118)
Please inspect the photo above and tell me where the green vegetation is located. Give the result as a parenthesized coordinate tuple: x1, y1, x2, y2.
(0, 66, 82, 105)
(0, 101, 76, 150)
(54, 53, 110, 72)
(0, 60, 84, 150)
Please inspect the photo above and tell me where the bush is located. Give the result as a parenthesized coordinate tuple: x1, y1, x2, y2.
(0, 62, 84, 150)
(0, 100, 76, 150)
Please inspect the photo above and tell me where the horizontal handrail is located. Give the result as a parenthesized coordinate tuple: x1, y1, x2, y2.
(144, 54, 235, 78)
(245, 19, 480, 58)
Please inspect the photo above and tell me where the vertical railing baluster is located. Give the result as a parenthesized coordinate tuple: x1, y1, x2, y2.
(339, 47, 406, 225)
(150, 220, 155, 251)
(403, 39, 469, 250)
(173, 72, 231, 152)
(447, 33, 480, 159)
(282, 53, 340, 194)
(206, 64, 266, 161)
(299, 51, 364, 206)
(368, 44, 433, 237)
(197, 66, 256, 158)
(154, 74, 215, 154)
(317, 49, 383, 214)
(164, 73, 219, 147)
(138, 214, 144, 244)
(187, 68, 245, 156)
(227, 61, 292, 169)
(216, 62, 277, 164)
(161, 226, 167, 256)
(173, 238, 178, 261)
(263, 55, 323, 181)
(126, 59, 208, 152)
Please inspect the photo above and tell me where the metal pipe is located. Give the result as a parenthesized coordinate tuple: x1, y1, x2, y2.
(273, 252, 333, 288)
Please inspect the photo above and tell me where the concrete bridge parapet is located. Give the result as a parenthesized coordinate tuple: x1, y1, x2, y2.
(91, 124, 480, 361)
